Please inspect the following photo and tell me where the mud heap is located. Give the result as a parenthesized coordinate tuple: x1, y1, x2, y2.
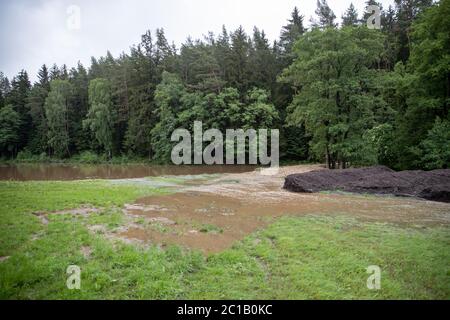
(284, 166, 450, 203)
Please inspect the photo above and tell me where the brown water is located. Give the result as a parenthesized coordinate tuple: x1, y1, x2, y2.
(0, 164, 256, 181)
(118, 190, 450, 254)
(107, 165, 450, 254)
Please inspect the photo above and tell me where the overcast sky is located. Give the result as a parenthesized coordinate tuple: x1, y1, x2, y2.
(0, 0, 395, 83)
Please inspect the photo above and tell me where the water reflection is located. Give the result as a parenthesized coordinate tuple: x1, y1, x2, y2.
(0, 164, 256, 181)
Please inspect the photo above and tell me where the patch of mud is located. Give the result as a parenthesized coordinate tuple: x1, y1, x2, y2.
(0, 256, 11, 263)
(284, 166, 450, 203)
(124, 204, 170, 213)
(81, 246, 92, 259)
(114, 187, 450, 254)
(34, 207, 101, 225)
(30, 233, 43, 241)
(88, 224, 107, 234)
(32, 212, 49, 225)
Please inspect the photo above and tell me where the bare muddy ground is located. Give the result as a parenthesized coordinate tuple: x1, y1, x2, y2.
(284, 166, 450, 203)
(112, 165, 450, 254)
(33, 207, 101, 225)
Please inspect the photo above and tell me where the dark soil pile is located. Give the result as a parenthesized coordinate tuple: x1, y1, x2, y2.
(284, 166, 450, 203)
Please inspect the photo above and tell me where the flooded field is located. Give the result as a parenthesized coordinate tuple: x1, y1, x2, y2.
(1, 164, 449, 299)
(0, 164, 256, 181)
(3, 163, 449, 254)
(109, 165, 450, 254)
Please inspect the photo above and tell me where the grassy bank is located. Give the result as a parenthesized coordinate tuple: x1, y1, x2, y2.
(0, 180, 449, 299)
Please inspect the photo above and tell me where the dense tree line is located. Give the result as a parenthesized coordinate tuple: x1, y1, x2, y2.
(0, 0, 448, 169)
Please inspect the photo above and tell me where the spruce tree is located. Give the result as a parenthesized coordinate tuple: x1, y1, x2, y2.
(312, 0, 337, 29)
(44, 80, 72, 157)
(8, 70, 31, 151)
(229, 26, 251, 92)
(37, 64, 50, 90)
(0, 72, 10, 108)
(280, 7, 306, 54)
(0, 104, 21, 157)
(342, 3, 359, 27)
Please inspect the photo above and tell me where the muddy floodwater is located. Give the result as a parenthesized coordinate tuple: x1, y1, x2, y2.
(112, 165, 450, 254)
(0, 164, 256, 181)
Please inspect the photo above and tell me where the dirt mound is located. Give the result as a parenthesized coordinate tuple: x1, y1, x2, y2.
(284, 166, 450, 203)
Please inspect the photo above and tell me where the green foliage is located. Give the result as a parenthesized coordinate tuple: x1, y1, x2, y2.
(342, 3, 359, 27)
(0, 105, 21, 155)
(44, 80, 72, 158)
(279, 7, 306, 67)
(281, 27, 386, 168)
(150, 71, 280, 163)
(73, 151, 102, 164)
(417, 117, 450, 169)
(151, 72, 185, 162)
(0, 2, 448, 169)
(84, 78, 115, 157)
(387, 0, 450, 169)
(27, 70, 50, 154)
(241, 88, 278, 129)
(6, 71, 31, 151)
(312, 0, 337, 28)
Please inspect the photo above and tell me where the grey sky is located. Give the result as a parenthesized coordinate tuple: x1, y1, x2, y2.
(0, 0, 395, 83)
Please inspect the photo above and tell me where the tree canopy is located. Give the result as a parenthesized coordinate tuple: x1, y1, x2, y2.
(0, 0, 447, 170)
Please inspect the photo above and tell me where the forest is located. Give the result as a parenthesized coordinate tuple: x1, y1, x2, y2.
(0, 0, 448, 170)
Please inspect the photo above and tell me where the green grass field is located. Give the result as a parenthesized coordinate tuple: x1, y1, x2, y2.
(0, 180, 449, 299)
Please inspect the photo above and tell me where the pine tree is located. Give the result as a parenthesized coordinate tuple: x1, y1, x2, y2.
(155, 28, 176, 73)
(60, 64, 69, 80)
(37, 64, 50, 90)
(49, 64, 61, 80)
(8, 70, 31, 151)
(312, 0, 337, 29)
(280, 7, 306, 54)
(89, 57, 103, 79)
(229, 26, 251, 92)
(44, 80, 72, 157)
(27, 66, 51, 154)
(342, 3, 359, 27)
(249, 27, 277, 91)
(215, 25, 232, 84)
(0, 72, 10, 108)
(68, 62, 90, 152)
(0, 104, 21, 157)
(394, 0, 433, 62)
(363, 0, 383, 21)
(23, 64, 52, 154)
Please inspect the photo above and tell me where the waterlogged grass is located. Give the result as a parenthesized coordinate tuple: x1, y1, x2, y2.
(0, 181, 449, 299)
